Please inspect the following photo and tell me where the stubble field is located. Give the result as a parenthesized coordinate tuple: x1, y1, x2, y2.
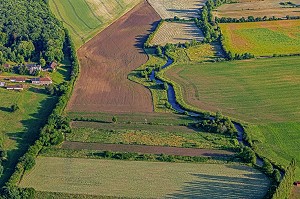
(20, 157, 269, 198)
(150, 22, 204, 46)
(49, 0, 142, 48)
(148, 0, 206, 19)
(214, 0, 300, 18)
(67, 1, 160, 113)
(219, 20, 300, 56)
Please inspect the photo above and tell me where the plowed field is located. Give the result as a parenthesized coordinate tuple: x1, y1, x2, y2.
(67, 1, 160, 113)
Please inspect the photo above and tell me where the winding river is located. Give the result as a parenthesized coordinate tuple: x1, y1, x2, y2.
(149, 56, 264, 166)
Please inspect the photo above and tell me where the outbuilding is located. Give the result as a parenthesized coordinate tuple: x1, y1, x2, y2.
(10, 77, 26, 83)
(31, 77, 52, 85)
(6, 84, 24, 90)
(294, 181, 300, 186)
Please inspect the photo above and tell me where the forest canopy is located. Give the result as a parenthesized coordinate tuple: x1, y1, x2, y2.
(0, 0, 65, 65)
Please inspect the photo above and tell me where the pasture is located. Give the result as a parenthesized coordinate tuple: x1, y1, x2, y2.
(67, 1, 160, 113)
(148, 0, 206, 19)
(67, 125, 239, 150)
(0, 89, 56, 185)
(246, 122, 300, 179)
(49, 0, 141, 48)
(214, 0, 300, 18)
(20, 157, 269, 198)
(150, 22, 204, 46)
(165, 56, 300, 123)
(220, 20, 300, 56)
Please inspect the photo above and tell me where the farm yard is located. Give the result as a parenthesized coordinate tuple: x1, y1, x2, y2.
(150, 22, 204, 46)
(213, 0, 300, 18)
(219, 20, 300, 56)
(49, 0, 142, 48)
(148, 0, 206, 19)
(20, 157, 270, 198)
(67, 1, 160, 113)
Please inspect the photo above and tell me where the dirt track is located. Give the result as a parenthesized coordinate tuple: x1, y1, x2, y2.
(62, 141, 234, 157)
(67, 1, 160, 113)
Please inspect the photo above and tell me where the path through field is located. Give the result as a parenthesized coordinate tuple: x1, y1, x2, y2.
(67, 1, 160, 113)
(62, 141, 234, 157)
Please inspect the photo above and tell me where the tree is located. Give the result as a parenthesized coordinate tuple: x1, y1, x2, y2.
(239, 146, 256, 164)
(272, 169, 281, 183)
(0, 164, 3, 177)
(156, 46, 163, 57)
(45, 84, 55, 95)
(262, 158, 273, 175)
(0, 149, 8, 161)
(163, 82, 169, 90)
(11, 104, 20, 112)
(112, 116, 117, 123)
(40, 58, 46, 67)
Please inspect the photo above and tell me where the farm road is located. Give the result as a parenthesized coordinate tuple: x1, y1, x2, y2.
(62, 141, 234, 157)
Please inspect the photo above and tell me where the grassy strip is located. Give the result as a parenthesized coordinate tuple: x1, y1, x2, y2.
(40, 147, 237, 164)
(35, 191, 126, 199)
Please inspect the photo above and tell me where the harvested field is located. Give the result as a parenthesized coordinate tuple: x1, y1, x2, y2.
(214, 0, 300, 18)
(148, 0, 206, 19)
(49, 0, 142, 48)
(20, 157, 269, 198)
(62, 141, 234, 157)
(67, 1, 160, 113)
(219, 20, 300, 56)
(291, 186, 300, 199)
(150, 22, 204, 46)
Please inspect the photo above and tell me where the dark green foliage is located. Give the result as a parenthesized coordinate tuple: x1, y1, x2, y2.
(10, 104, 19, 112)
(45, 84, 55, 95)
(262, 158, 274, 176)
(0, 0, 65, 64)
(272, 169, 281, 184)
(19, 154, 35, 171)
(156, 46, 163, 57)
(163, 82, 169, 90)
(238, 146, 256, 164)
(112, 116, 117, 123)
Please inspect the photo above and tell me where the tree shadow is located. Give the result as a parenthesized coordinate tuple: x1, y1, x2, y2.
(0, 107, 11, 113)
(166, 172, 269, 199)
(0, 93, 57, 186)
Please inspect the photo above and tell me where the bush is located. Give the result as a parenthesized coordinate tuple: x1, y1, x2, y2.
(238, 146, 256, 164)
(262, 158, 273, 176)
(10, 104, 19, 112)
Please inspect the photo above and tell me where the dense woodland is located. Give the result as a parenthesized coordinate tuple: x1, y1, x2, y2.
(0, 0, 65, 65)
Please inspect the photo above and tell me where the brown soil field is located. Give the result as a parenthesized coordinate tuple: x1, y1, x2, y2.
(291, 186, 300, 199)
(150, 22, 204, 46)
(62, 141, 234, 157)
(67, 1, 160, 113)
(148, 0, 207, 19)
(214, 0, 300, 18)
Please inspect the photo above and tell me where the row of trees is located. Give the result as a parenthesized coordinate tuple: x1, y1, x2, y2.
(0, 0, 65, 66)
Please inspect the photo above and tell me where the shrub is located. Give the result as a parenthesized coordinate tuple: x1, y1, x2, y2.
(10, 104, 19, 112)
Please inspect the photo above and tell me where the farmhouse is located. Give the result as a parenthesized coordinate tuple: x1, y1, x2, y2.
(26, 63, 41, 75)
(6, 84, 24, 91)
(294, 181, 300, 186)
(10, 77, 26, 83)
(31, 77, 52, 85)
(49, 61, 58, 71)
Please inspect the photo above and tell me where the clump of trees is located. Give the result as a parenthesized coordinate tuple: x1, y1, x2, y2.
(195, 112, 237, 137)
(237, 146, 256, 164)
(0, 0, 65, 66)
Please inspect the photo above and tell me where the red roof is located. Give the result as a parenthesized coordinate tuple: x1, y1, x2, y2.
(11, 77, 26, 81)
(31, 77, 52, 82)
(6, 84, 24, 89)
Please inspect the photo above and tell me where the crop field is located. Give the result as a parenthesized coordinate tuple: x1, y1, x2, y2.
(67, 1, 160, 113)
(214, 0, 300, 18)
(246, 122, 300, 179)
(20, 157, 269, 198)
(150, 22, 204, 46)
(67, 125, 239, 150)
(219, 20, 300, 56)
(49, 0, 141, 48)
(0, 89, 56, 185)
(148, 0, 206, 19)
(165, 56, 300, 123)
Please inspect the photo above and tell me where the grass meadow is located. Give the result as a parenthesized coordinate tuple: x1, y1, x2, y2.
(20, 157, 269, 198)
(68, 126, 239, 150)
(220, 20, 300, 56)
(0, 89, 57, 185)
(49, 0, 141, 48)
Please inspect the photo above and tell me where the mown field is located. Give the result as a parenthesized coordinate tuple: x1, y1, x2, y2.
(246, 122, 300, 178)
(0, 89, 57, 185)
(150, 22, 204, 46)
(214, 0, 300, 18)
(148, 0, 206, 19)
(164, 56, 300, 179)
(20, 157, 269, 198)
(220, 20, 300, 56)
(49, 0, 141, 48)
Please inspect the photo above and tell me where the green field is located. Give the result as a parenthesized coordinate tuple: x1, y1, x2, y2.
(0, 89, 57, 185)
(164, 56, 300, 178)
(246, 122, 300, 178)
(20, 157, 269, 198)
(220, 20, 300, 56)
(68, 126, 239, 150)
(49, 0, 141, 48)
